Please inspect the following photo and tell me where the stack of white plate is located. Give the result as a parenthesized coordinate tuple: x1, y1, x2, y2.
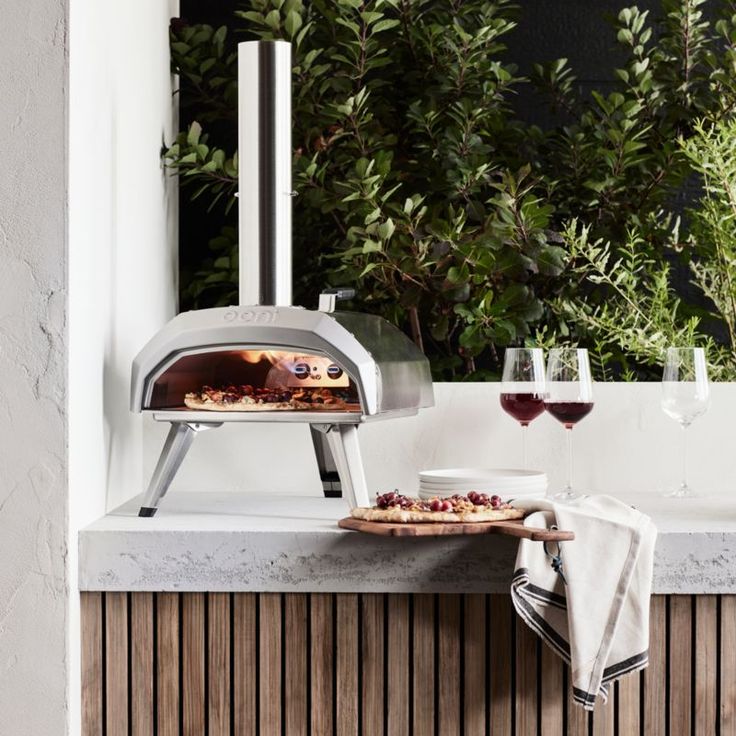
(418, 468, 547, 501)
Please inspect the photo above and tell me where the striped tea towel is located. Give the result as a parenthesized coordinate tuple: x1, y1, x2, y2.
(511, 495, 657, 710)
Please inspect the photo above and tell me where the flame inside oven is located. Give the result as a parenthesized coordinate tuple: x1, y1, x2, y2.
(240, 349, 281, 365)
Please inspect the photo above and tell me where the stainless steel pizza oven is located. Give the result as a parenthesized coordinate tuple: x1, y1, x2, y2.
(131, 40, 433, 516)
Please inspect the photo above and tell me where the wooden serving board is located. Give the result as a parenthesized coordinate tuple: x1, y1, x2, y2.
(338, 517, 574, 542)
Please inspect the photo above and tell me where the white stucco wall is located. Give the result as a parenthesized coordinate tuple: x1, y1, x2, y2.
(0, 1, 68, 733)
(144, 381, 736, 500)
(68, 0, 178, 732)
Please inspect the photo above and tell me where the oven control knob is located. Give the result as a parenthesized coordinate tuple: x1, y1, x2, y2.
(293, 362, 310, 379)
(327, 364, 343, 380)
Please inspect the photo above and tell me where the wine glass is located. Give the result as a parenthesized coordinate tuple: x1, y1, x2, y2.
(500, 348, 546, 469)
(661, 347, 710, 498)
(544, 348, 594, 501)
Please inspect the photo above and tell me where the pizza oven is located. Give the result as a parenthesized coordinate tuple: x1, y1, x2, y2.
(131, 40, 434, 516)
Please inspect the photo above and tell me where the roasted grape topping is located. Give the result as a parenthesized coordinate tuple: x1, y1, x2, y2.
(374, 490, 507, 512)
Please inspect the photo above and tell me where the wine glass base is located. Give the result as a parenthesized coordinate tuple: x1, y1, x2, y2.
(550, 489, 583, 503)
(663, 485, 698, 499)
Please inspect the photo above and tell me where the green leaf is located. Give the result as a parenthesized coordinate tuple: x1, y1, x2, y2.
(377, 218, 395, 240)
(372, 19, 401, 33)
(285, 11, 302, 38)
(362, 240, 382, 253)
(265, 9, 281, 30)
(187, 122, 202, 146)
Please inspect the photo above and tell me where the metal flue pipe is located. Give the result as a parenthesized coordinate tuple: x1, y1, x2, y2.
(237, 40, 293, 307)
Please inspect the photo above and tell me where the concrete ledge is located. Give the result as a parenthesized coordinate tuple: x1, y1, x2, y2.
(79, 492, 736, 594)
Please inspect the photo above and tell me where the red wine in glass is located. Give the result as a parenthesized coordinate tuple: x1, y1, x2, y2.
(544, 401, 594, 427)
(500, 393, 545, 426)
(500, 348, 546, 469)
(545, 348, 594, 500)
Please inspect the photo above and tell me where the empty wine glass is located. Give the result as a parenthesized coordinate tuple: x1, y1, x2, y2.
(544, 348, 594, 501)
(661, 347, 710, 498)
(500, 348, 546, 468)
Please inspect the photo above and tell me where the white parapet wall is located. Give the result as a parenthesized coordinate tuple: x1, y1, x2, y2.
(143, 381, 736, 500)
(68, 0, 179, 732)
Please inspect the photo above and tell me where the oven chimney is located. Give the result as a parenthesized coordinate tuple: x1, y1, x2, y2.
(238, 40, 293, 307)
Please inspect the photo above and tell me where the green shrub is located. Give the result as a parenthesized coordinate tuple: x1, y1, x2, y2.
(166, 0, 736, 380)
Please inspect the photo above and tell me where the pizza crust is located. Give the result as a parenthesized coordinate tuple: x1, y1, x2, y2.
(183, 395, 354, 412)
(351, 505, 524, 524)
(185, 396, 308, 411)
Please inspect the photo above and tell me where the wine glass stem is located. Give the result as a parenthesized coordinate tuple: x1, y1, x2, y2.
(521, 423, 528, 469)
(681, 423, 688, 490)
(566, 426, 574, 492)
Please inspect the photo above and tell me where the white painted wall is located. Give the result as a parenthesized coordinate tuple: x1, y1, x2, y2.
(68, 0, 178, 732)
(144, 381, 736, 501)
(0, 1, 68, 734)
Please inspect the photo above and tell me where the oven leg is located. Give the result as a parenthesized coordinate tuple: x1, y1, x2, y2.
(139, 422, 222, 517)
(310, 425, 342, 498)
(323, 424, 370, 509)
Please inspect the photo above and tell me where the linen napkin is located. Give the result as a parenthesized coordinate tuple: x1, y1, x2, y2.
(510, 495, 657, 710)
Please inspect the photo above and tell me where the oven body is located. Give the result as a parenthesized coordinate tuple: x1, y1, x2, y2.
(131, 306, 433, 515)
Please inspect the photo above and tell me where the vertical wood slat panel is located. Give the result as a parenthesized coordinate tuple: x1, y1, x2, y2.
(233, 593, 257, 736)
(438, 594, 461, 736)
(310, 593, 334, 736)
(157, 593, 180, 736)
(84, 591, 736, 736)
(284, 593, 308, 736)
(336, 594, 359, 736)
(516, 611, 538, 736)
(131, 593, 154, 736)
(616, 672, 640, 736)
(182, 593, 205, 736)
(259, 593, 282, 736)
(106, 592, 129, 736)
(208, 593, 231, 736)
(567, 688, 590, 736)
(361, 594, 384, 736)
(463, 594, 486, 736)
(670, 595, 693, 736)
(540, 640, 564, 735)
(81, 592, 103, 736)
(695, 595, 717, 736)
(388, 594, 410, 736)
(412, 594, 435, 736)
(722, 596, 736, 736)
(489, 594, 513, 735)
(591, 686, 614, 736)
(644, 594, 667, 736)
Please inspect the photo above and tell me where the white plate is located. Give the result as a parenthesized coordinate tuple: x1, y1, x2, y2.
(419, 477, 547, 488)
(419, 475, 547, 487)
(419, 484, 547, 496)
(419, 478, 547, 490)
(419, 468, 546, 485)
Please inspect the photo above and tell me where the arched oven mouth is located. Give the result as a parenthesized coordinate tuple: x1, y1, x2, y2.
(143, 345, 363, 414)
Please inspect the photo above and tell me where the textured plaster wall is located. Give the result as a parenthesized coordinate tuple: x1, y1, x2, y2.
(0, 0, 68, 733)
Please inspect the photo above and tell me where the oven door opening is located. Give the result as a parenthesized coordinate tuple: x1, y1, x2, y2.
(145, 347, 362, 413)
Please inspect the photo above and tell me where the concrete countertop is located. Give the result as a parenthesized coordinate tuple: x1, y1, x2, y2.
(79, 492, 736, 594)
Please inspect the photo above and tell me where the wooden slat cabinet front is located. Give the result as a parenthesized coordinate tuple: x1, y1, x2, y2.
(80, 593, 730, 735)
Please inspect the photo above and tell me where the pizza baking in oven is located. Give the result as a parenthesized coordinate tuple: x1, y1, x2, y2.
(351, 491, 525, 523)
(184, 384, 357, 411)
